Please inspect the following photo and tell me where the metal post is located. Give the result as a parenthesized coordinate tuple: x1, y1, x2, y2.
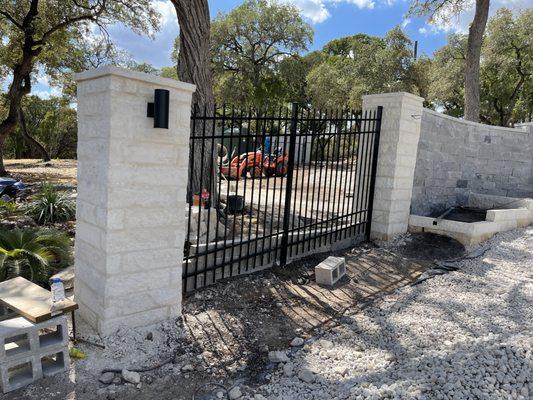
(365, 106, 383, 240)
(279, 102, 299, 267)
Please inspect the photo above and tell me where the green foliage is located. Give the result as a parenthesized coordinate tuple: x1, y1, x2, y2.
(307, 28, 421, 110)
(0, 0, 160, 100)
(428, 8, 532, 125)
(481, 8, 532, 125)
(28, 184, 75, 225)
(160, 67, 178, 80)
(211, 0, 313, 107)
(427, 34, 466, 117)
(0, 200, 18, 216)
(2, 94, 77, 159)
(0, 228, 72, 285)
(128, 62, 179, 81)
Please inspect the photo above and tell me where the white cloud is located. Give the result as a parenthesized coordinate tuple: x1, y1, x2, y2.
(283, 0, 380, 24)
(33, 87, 61, 100)
(342, 0, 375, 9)
(284, 0, 330, 23)
(418, 27, 428, 34)
(36, 69, 52, 87)
(286, 0, 530, 28)
(153, 0, 176, 27)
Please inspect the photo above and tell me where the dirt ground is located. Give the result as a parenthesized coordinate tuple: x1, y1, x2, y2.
(0, 159, 470, 399)
(4, 159, 77, 185)
(3, 233, 465, 400)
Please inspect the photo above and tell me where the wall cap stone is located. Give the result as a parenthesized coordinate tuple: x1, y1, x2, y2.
(422, 108, 529, 135)
(74, 66, 196, 93)
(362, 92, 424, 103)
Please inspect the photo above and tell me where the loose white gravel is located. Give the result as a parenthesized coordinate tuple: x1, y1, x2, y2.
(253, 227, 533, 400)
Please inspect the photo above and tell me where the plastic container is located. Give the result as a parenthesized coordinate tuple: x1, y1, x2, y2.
(50, 278, 65, 303)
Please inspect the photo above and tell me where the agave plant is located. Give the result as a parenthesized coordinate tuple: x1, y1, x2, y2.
(0, 229, 72, 285)
(28, 183, 75, 225)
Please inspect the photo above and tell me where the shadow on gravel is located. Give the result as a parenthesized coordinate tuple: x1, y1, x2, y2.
(163, 232, 468, 399)
(2, 232, 471, 400)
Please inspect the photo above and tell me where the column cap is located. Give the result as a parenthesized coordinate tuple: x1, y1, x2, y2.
(362, 91, 424, 103)
(74, 66, 196, 93)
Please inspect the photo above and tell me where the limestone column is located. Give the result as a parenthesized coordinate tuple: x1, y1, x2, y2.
(74, 66, 195, 335)
(362, 92, 424, 241)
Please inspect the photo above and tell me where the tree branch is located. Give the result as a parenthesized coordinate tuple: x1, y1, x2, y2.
(34, 0, 107, 46)
(0, 11, 23, 30)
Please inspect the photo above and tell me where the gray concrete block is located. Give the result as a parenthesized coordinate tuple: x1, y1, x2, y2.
(39, 347, 70, 378)
(0, 354, 41, 393)
(315, 256, 346, 286)
(0, 318, 36, 361)
(1, 316, 68, 363)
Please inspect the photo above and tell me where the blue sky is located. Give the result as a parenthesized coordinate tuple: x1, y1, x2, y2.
(29, 0, 531, 98)
(109, 0, 445, 69)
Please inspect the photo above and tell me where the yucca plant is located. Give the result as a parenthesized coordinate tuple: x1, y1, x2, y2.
(0, 229, 72, 285)
(28, 183, 75, 225)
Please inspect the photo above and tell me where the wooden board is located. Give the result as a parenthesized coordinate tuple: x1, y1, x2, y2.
(0, 277, 78, 323)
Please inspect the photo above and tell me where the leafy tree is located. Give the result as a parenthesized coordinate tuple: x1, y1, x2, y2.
(428, 8, 532, 125)
(211, 0, 313, 107)
(2, 95, 77, 159)
(37, 101, 77, 158)
(160, 67, 178, 80)
(480, 8, 532, 125)
(410, 0, 490, 122)
(0, 0, 159, 174)
(307, 28, 419, 110)
(427, 34, 466, 116)
(277, 51, 324, 104)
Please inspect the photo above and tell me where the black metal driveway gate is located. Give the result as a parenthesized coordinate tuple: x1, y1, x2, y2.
(183, 103, 382, 292)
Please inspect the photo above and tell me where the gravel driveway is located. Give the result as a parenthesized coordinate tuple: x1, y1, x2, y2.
(253, 227, 532, 400)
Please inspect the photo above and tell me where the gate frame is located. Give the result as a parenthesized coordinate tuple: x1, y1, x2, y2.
(184, 103, 384, 291)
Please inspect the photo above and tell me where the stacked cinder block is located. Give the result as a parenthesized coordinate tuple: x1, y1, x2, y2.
(0, 315, 69, 393)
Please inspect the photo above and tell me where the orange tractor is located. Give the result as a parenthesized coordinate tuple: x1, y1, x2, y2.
(218, 146, 288, 180)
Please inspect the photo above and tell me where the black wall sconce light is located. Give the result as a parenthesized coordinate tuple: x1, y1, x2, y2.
(147, 89, 169, 129)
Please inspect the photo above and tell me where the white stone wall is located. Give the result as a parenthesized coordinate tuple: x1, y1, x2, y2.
(362, 92, 424, 241)
(74, 66, 195, 335)
(412, 109, 533, 216)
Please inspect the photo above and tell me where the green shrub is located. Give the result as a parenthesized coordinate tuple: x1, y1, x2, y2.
(0, 229, 72, 285)
(28, 183, 75, 224)
(0, 200, 18, 216)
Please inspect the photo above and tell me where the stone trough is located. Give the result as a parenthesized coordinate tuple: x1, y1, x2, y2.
(409, 193, 533, 246)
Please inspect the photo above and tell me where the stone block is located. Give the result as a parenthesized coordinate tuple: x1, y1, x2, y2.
(0, 354, 41, 393)
(315, 257, 346, 286)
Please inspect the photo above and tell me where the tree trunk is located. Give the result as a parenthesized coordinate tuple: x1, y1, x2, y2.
(19, 109, 51, 162)
(0, 68, 33, 175)
(0, 2, 41, 174)
(464, 0, 490, 122)
(171, 0, 216, 202)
